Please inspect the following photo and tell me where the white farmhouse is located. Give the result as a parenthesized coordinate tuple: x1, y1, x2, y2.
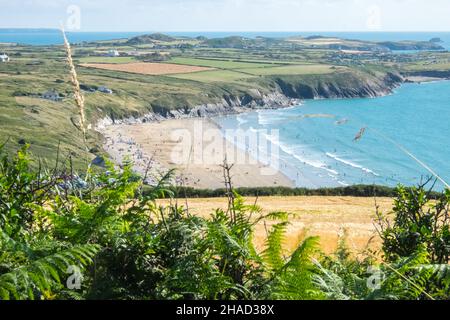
(107, 50, 120, 57)
(98, 86, 113, 94)
(41, 90, 61, 102)
(0, 53, 10, 62)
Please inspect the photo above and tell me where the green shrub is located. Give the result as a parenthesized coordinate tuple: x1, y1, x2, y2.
(1, 146, 449, 300)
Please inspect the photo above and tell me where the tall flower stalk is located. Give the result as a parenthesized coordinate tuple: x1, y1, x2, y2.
(61, 28, 87, 148)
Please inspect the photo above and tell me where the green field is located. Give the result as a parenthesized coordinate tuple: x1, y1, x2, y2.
(168, 69, 255, 82)
(403, 61, 450, 71)
(240, 64, 337, 76)
(168, 57, 279, 69)
(1, 33, 449, 167)
(77, 56, 137, 64)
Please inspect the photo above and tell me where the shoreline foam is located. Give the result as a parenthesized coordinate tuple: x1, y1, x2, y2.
(98, 118, 295, 189)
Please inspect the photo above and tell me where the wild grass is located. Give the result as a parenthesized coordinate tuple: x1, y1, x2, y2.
(62, 28, 87, 148)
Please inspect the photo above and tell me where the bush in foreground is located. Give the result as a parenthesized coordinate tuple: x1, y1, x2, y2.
(0, 146, 449, 300)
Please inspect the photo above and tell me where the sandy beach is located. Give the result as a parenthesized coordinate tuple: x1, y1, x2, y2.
(99, 118, 295, 189)
(99, 118, 395, 253)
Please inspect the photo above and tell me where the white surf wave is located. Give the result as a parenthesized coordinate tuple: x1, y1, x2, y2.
(261, 134, 339, 177)
(326, 152, 379, 177)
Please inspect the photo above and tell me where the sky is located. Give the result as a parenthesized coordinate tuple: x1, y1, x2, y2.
(1, 0, 450, 32)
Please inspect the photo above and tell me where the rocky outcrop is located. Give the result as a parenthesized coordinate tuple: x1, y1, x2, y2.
(96, 71, 404, 129)
(96, 91, 301, 129)
(273, 72, 403, 100)
(377, 41, 444, 51)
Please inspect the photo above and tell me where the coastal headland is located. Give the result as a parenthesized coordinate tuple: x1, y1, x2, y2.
(1, 32, 449, 175)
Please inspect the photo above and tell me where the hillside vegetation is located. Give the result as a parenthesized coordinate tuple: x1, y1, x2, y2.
(0, 33, 449, 167)
(0, 146, 449, 300)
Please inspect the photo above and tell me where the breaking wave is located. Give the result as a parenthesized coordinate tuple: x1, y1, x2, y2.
(326, 153, 379, 176)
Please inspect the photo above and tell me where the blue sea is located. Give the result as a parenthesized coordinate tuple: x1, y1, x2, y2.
(214, 81, 450, 190)
(2, 29, 449, 190)
(1, 29, 450, 50)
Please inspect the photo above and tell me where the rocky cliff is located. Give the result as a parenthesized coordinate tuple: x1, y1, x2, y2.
(273, 71, 403, 99)
(96, 71, 404, 128)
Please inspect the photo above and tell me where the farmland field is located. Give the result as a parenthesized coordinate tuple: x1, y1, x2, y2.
(77, 56, 137, 64)
(168, 57, 279, 69)
(0, 32, 447, 170)
(79, 62, 215, 75)
(404, 61, 450, 71)
(240, 64, 339, 76)
(157, 196, 394, 254)
(168, 69, 255, 82)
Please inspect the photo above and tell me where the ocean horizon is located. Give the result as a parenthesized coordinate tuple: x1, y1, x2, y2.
(2, 28, 450, 49)
(2, 28, 449, 190)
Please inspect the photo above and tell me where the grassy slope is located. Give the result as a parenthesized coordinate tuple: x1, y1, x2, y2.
(77, 56, 137, 64)
(0, 38, 447, 168)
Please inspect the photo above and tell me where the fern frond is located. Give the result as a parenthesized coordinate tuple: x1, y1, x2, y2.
(286, 236, 320, 272)
(262, 221, 289, 270)
(0, 244, 100, 300)
(312, 259, 350, 300)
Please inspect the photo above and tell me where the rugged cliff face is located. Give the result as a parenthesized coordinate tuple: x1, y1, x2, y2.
(273, 71, 403, 99)
(96, 91, 301, 127)
(96, 70, 404, 127)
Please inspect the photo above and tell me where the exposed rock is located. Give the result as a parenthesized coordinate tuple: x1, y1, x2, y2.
(274, 72, 403, 100)
(95, 71, 404, 130)
(378, 41, 444, 51)
(91, 156, 106, 167)
(41, 90, 62, 101)
(95, 91, 300, 130)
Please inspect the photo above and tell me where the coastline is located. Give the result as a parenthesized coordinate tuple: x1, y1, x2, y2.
(95, 75, 449, 189)
(98, 117, 295, 189)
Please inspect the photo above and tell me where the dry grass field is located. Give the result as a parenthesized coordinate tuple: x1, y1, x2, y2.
(157, 196, 394, 254)
(79, 62, 214, 75)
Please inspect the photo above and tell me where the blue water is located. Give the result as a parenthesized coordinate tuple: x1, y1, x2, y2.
(1, 29, 450, 49)
(0, 29, 147, 45)
(214, 81, 450, 190)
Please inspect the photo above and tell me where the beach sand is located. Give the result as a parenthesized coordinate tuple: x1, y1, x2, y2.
(99, 118, 295, 189)
(158, 196, 394, 254)
(99, 118, 393, 254)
